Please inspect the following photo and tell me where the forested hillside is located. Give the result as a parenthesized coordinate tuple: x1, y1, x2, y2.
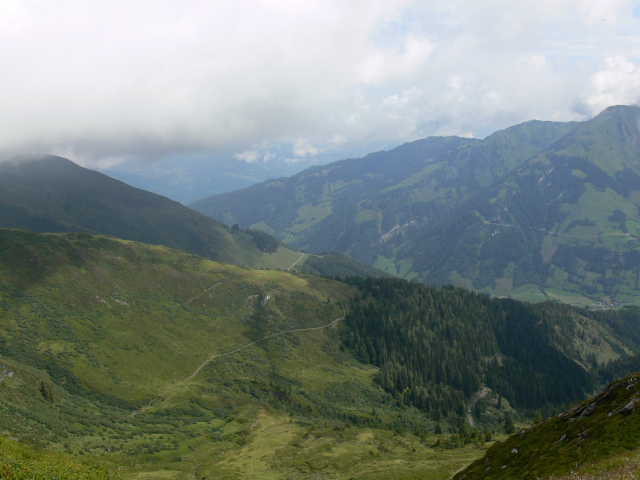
(342, 277, 640, 418)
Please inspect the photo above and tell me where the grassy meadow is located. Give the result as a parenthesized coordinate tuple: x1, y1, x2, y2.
(0, 229, 507, 479)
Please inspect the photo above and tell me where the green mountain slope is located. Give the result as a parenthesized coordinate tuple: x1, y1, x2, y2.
(2, 228, 639, 478)
(192, 106, 640, 303)
(454, 372, 640, 480)
(409, 105, 640, 303)
(0, 154, 388, 278)
(0, 228, 477, 478)
(190, 120, 575, 267)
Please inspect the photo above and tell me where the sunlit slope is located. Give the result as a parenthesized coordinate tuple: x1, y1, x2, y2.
(0, 228, 482, 479)
(0, 228, 353, 402)
(2, 228, 640, 479)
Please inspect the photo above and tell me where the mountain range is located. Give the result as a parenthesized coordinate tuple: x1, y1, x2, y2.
(2, 107, 640, 478)
(192, 105, 640, 305)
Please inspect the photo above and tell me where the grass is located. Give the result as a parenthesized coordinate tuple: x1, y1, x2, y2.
(548, 448, 640, 480)
(545, 288, 595, 306)
(3, 228, 639, 479)
(455, 373, 640, 480)
(355, 208, 378, 225)
(0, 229, 503, 479)
(285, 184, 334, 235)
(373, 255, 398, 276)
(0, 436, 119, 479)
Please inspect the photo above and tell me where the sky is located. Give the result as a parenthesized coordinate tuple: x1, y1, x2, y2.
(1, 0, 640, 170)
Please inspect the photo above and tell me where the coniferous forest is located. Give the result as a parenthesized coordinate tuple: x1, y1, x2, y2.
(341, 277, 638, 418)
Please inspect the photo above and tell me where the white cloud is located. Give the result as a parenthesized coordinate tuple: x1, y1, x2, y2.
(328, 134, 347, 147)
(584, 56, 640, 113)
(263, 151, 275, 163)
(0, 0, 639, 166)
(292, 139, 319, 158)
(529, 54, 547, 68)
(234, 150, 260, 164)
(0, 0, 31, 36)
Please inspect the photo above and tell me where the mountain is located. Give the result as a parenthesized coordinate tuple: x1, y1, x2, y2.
(408, 105, 640, 302)
(2, 228, 640, 478)
(191, 106, 640, 303)
(454, 371, 640, 480)
(0, 154, 385, 275)
(0, 154, 251, 261)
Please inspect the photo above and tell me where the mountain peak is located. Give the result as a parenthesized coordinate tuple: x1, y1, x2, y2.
(587, 104, 640, 128)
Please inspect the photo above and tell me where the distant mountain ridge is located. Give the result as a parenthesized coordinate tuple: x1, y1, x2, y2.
(191, 106, 640, 303)
(408, 105, 640, 301)
(0, 153, 387, 277)
(0, 154, 233, 260)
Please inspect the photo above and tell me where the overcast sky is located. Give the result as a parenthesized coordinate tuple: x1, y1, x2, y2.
(1, 0, 640, 168)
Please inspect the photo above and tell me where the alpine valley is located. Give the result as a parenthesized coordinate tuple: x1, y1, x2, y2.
(192, 105, 640, 306)
(1, 107, 640, 479)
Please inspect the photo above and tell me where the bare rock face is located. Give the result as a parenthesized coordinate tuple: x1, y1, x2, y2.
(617, 398, 639, 416)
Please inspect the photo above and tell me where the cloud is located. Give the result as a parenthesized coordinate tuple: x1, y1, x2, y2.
(234, 150, 260, 164)
(292, 139, 319, 158)
(529, 54, 547, 68)
(0, 0, 639, 166)
(584, 56, 640, 113)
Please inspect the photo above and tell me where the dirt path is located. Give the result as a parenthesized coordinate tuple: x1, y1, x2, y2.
(287, 252, 305, 271)
(176, 312, 345, 386)
(186, 282, 223, 304)
(467, 385, 489, 428)
(243, 294, 259, 307)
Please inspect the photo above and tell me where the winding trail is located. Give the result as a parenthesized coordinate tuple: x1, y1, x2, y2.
(186, 282, 223, 304)
(176, 311, 345, 386)
(467, 385, 489, 428)
(287, 252, 305, 271)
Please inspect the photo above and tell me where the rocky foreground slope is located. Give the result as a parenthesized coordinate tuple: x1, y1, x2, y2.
(455, 373, 640, 479)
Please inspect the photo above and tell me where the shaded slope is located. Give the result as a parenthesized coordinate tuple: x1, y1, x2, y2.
(0, 154, 282, 266)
